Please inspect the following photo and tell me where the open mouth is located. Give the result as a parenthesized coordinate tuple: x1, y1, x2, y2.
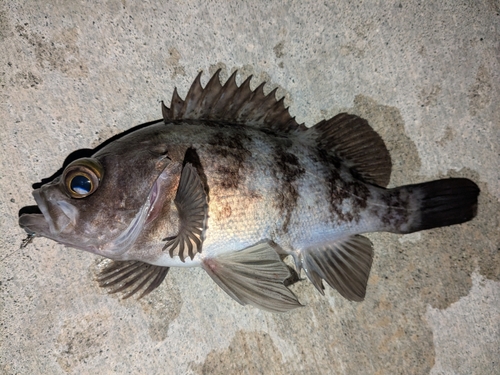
(19, 206, 44, 232)
(19, 204, 43, 218)
(18, 207, 50, 236)
(18, 188, 78, 237)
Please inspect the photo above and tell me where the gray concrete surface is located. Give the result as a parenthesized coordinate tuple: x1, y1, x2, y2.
(1, 1, 499, 374)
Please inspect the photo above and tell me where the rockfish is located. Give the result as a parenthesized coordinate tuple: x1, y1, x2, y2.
(19, 70, 480, 312)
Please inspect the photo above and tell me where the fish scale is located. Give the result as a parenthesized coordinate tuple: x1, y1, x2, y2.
(19, 70, 479, 312)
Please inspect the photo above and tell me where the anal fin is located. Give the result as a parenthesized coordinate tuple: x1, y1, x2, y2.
(97, 260, 169, 299)
(299, 235, 374, 301)
(203, 242, 302, 313)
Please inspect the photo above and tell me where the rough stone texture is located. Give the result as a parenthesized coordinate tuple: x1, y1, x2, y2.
(1, 1, 499, 374)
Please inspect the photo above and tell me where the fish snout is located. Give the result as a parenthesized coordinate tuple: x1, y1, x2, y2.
(22, 185, 79, 236)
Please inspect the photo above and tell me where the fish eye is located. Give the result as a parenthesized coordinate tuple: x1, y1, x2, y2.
(70, 175, 92, 195)
(63, 158, 104, 198)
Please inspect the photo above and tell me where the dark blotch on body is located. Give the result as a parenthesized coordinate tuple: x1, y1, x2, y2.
(317, 148, 370, 224)
(216, 166, 241, 190)
(208, 130, 251, 190)
(273, 149, 305, 233)
(377, 188, 411, 231)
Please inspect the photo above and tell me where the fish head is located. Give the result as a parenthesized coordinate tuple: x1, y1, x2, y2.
(19, 127, 180, 259)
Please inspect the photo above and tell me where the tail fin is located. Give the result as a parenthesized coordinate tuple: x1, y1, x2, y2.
(401, 178, 480, 233)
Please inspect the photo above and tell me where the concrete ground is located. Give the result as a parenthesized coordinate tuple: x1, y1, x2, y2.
(1, 1, 499, 374)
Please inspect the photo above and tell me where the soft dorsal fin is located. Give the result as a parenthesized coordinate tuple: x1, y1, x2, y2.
(162, 70, 306, 133)
(313, 113, 392, 187)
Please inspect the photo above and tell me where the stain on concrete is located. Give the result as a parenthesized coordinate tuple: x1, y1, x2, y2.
(11, 71, 43, 89)
(106, 0, 124, 14)
(189, 330, 285, 375)
(339, 43, 364, 58)
(0, 8, 11, 39)
(270, 290, 436, 374)
(436, 126, 454, 146)
(56, 312, 111, 373)
(426, 273, 500, 374)
(273, 41, 285, 58)
(381, 168, 499, 311)
(418, 84, 442, 107)
(166, 47, 186, 78)
(15, 24, 89, 77)
(137, 275, 183, 342)
(486, 0, 500, 13)
(340, 22, 374, 58)
(468, 64, 492, 115)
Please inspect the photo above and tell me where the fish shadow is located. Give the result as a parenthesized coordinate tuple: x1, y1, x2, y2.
(19, 118, 163, 217)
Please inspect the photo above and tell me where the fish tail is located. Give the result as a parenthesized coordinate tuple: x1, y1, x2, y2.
(388, 178, 480, 234)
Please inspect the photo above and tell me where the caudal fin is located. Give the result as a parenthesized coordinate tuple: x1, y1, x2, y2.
(401, 178, 480, 233)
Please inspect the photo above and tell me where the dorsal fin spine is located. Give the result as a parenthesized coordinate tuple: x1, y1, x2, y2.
(181, 72, 203, 118)
(170, 88, 183, 120)
(209, 71, 238, 118)
(240, 83, 267, 123)
(161, 101, 169, 121)
(200, 69, 224, 116)
(226, 76, 254, 118)
(263, 97, 287, 124)
(235, 82, 265, 121)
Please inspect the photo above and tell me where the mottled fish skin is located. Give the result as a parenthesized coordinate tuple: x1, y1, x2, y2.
(19, 70, 480, 312)
(106, 121, 388, 267)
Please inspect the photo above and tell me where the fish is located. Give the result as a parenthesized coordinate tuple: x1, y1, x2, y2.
(18, 70, 480, 312)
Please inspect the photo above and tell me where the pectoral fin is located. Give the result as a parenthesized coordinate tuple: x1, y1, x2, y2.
(162, 163, 208, 262)
(203, 242, 302, 313)
(96, 260, 170, 299)
(299, 235, 374, 301)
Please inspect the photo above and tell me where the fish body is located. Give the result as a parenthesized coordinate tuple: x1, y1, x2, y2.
(19, 70, 480, 312)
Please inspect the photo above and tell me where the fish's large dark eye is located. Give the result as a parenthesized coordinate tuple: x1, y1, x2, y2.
(63, 158, 104, 198)
(70, 175, 92, 195)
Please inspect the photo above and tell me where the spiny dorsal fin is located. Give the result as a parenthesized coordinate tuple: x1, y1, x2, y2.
(97, 260, 169, 299)
(162, 69, 306, 133)
(162, 163, 208, 262)
(313, 113, 392, 187)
